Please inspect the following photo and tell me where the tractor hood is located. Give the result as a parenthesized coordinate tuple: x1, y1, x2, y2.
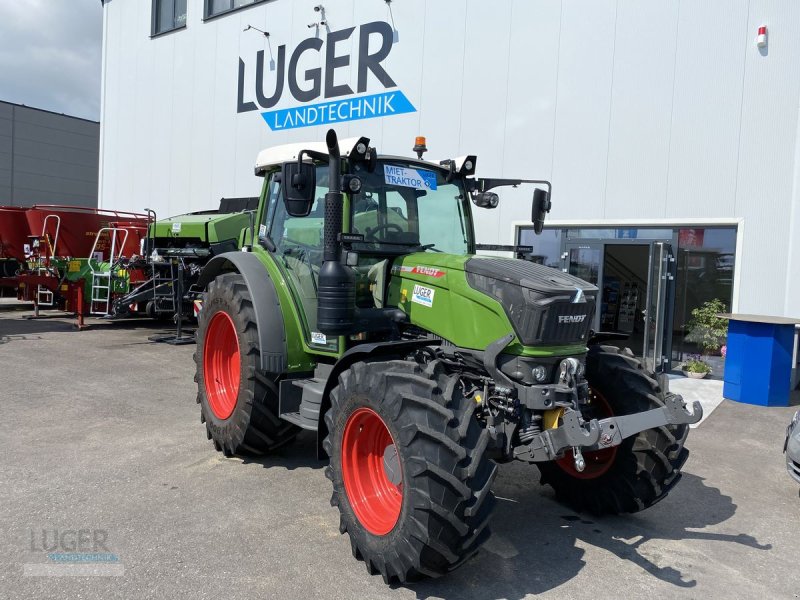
(464, 257, 598, 346)
(386, 253, 598, 354)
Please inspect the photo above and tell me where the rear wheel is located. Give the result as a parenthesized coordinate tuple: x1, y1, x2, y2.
(324, 359, 497, 583)
(538, 345, 690, 514)
(195, 273, 298, 456)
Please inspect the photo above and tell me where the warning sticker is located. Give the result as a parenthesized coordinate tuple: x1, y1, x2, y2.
(411, 284, 435, 307)
(383, 165, 437, 191)
(311, 331, 327, 345)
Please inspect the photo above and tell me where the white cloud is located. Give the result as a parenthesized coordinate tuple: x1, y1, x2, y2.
(0, 0, 103, 120)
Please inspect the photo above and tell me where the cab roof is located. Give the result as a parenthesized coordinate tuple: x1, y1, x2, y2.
(254, 138, 473, 176)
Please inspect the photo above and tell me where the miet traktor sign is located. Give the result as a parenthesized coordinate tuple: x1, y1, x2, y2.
(237, 21, 415, 131)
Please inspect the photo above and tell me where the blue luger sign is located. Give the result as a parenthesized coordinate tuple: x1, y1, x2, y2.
(261, 91, 415, 131)
(239, 21, 416, 129)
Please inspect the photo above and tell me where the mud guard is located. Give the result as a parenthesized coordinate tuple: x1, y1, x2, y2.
(197, 252, 287, 375)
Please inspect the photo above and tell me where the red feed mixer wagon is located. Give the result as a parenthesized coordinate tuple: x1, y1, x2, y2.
(0, 206, 32, 279)
(5, 205, 150, 321)
(24, 205, 148, 261)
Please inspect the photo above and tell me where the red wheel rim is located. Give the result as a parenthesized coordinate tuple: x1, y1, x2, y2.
(556, 388, 618, 479)
(341, 407, 403, 536)
(203, 311, 240, 420)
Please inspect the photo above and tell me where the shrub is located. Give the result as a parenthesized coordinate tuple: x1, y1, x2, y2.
(683, 356, 712, 374)
(685, 298, 728, 355)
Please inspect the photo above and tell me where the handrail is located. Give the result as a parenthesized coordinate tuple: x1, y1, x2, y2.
(87, 227, 130, 271)
(30, 204, 149, 220)
(41, 214, 61, 261)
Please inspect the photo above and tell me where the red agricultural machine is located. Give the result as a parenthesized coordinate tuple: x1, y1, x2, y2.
(0, 204, 151, 324)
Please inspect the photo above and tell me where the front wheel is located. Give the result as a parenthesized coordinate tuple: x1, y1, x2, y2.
(195, 272, 298, 456)
(324, 360, 497, 583)
(538, 345, 690, 514)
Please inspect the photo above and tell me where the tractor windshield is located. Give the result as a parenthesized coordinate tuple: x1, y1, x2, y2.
(349, 160, 472, 255)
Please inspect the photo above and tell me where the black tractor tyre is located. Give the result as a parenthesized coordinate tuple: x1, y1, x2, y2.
(324, 359, 498, 583)
(194, 272, 298, 456)
(538, 345, 690, 515)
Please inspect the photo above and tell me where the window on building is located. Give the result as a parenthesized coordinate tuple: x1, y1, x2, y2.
(671, 227, 737, 362)
(519, 228, 563, 269)
(205, 0, 264, 19)
(152, 0, 187, 35)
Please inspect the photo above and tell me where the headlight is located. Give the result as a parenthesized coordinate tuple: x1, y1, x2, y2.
(531, 365, 548, 383)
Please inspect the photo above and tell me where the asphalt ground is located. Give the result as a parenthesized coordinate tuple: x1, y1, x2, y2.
(1, 301, 799, 600)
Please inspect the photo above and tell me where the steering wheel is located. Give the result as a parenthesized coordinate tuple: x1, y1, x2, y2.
(365, 223, 404, 241)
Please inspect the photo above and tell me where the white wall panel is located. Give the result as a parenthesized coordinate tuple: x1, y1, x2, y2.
(550, 0, 617, 221)
(458, 0, 512, 245)
(665, 0, 748, 219)
(604, 0, 679, 219)
(99, 0, 800, 317)
(734, 0, 800, 315)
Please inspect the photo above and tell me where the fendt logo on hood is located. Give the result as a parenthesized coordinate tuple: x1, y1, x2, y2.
(237, 21, 415, 131)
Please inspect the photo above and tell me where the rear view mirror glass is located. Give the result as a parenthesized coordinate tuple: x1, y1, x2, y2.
(531, 188, 551, 234)
(281, 161, 316, 217)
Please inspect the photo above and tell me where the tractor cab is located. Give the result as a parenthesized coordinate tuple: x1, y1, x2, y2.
(252, 132, 552, 355)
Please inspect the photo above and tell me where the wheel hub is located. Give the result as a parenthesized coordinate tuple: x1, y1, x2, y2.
(203, 311, 240, 420)
(341, 407, 403, 536)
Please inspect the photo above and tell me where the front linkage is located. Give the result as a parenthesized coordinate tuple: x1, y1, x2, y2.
(443, 333, 702, 472)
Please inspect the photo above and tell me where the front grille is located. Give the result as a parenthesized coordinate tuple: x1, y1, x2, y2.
(538, 300, 595, 345)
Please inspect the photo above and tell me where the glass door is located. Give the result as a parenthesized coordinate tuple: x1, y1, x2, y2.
(643, 242, 675, 373)
(563, 242, 604, 331)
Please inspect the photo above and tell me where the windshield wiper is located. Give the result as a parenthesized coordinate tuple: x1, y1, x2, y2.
(409, 243, 442, 253)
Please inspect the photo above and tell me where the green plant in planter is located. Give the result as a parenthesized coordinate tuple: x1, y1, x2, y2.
(685, 298, 728, 355)
(683, 356, 712, 374)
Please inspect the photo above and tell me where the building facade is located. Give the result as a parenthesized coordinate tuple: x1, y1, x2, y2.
(0, 101, 99, 208)
(99, 0, 800, 369)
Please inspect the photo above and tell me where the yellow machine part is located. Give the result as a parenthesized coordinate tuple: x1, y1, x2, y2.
(543, 407, 565, 430)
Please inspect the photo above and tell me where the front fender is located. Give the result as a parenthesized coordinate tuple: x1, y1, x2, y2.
(198, 251, 287, 374)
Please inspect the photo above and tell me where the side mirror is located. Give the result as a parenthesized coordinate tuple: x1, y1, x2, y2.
(531, 188, 551, 234)
(281, 161, 316, 217)
(471, 191, 499, 209)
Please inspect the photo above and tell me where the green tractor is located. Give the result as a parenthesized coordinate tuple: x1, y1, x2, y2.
(193, 129, 701, 583)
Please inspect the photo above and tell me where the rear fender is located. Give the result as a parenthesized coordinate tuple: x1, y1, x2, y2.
(197, 252, 287, 374)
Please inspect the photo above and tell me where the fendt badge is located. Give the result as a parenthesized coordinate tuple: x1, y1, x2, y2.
(558, 315, 587, 324)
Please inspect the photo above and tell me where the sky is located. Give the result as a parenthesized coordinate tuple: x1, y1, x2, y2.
(0, 0, 103, 121)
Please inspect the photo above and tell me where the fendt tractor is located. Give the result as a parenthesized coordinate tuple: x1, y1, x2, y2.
(192, 129, 702, 583)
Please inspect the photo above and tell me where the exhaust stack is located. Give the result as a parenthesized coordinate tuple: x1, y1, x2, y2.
(317, 129, 356, 335)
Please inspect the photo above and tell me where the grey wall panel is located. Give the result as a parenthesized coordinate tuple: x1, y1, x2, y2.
(1, 101, 98, 208)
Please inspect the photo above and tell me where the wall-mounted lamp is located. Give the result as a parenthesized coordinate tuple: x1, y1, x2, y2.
(243, 24, 276, 71)
(384, 0, 399, 43)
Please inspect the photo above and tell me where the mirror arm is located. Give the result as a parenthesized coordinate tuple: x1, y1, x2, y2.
(476, 178, 552, 197)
